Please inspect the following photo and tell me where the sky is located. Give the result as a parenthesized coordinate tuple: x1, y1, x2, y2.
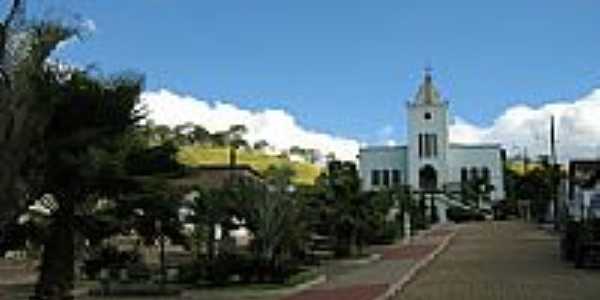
(13, 0, 600, 161)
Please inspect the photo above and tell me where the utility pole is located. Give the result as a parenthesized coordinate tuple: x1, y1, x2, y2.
(523, 146, 529, 174)
(550, 116, 559, 230)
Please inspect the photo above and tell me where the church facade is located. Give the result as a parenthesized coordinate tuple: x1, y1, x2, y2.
(358, 71, 505, 203)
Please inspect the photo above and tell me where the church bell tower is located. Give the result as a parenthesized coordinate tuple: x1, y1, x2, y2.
(407, 69, 450, 191)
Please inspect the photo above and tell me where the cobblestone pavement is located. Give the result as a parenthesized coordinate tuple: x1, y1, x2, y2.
(396, 221, 600, 300)
(281, 226, 453, 300)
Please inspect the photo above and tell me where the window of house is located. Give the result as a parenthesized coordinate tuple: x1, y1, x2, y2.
(382, 170, 390, 187)
(371, 170, 381, 186)
(392, 169, 400, 185)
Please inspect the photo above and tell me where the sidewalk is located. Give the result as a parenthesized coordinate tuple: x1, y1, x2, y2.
(281, 225, 456, 300)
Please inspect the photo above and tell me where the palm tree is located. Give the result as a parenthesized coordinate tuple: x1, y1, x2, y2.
(0, 0, 76, 241)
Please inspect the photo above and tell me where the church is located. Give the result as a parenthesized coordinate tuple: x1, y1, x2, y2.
(358, 71, 505, 205)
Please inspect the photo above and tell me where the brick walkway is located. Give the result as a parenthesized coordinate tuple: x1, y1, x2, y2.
(396, 221, 600, 300)
(281, 226, 454, 300)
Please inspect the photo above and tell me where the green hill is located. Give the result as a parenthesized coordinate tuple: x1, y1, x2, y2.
(177, 146, 322, 185)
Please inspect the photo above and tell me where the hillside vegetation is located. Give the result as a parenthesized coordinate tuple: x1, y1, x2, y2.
(177, 146, 322, 185)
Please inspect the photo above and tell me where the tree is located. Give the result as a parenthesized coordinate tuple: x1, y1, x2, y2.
(263, 164, 295, 192)
(314, 160, 366, 257)
(31, 71, 143, 300)
(253, 140, 269, 151)
(189, 124, 211, 145)
(234, 179, 308, 282)
(185, 186, 237, 262)
(0, 0, 76, 239)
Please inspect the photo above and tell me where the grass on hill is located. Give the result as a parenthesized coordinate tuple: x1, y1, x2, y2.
(177, 146, 322, 185)
(506, 161, 566, 175)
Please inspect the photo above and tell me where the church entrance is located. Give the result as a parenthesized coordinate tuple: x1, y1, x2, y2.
(419, 164, 437, 191)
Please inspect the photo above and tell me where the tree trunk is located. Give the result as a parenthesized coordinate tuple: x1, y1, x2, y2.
(31, 200, 74, 300)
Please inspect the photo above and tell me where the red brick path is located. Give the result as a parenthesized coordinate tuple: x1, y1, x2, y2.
(282, 284, 389, 300)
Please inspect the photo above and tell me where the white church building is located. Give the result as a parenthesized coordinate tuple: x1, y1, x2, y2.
(358, 71, 505, 205)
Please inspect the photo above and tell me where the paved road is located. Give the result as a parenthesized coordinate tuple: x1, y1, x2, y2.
(396, 221, 600, 300)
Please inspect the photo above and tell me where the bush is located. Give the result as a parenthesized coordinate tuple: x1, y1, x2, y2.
(370, 221, 399, 244)
(206, 252, 243, 285)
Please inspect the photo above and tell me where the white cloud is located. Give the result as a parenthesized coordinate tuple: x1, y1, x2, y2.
(55, 18, 96, 51)
(81, 19, 97, 33)
(377, 125, 394, 138)
(140, 89, 361, 161)
(141, 88, 600, 163)
(449, 89, 600, 161)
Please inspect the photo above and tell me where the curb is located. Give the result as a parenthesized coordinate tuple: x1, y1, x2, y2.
(374, 229, 456, 300)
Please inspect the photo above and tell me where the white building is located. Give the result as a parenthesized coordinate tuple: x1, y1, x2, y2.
(358, 71, 505, 204)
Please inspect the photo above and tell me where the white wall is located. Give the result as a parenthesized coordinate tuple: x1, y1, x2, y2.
(448, 144, 506, 201)
(407, 101, 450, 188)
(359, 146, 408, 191)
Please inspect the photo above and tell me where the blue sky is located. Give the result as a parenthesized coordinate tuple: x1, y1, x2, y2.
(15, 1, 600, 158)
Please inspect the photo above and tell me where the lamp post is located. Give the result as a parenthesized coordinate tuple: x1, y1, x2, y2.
(154, 219, 165, 289)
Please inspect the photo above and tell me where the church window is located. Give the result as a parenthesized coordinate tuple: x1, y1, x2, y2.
(461, 167, 468, 182)
(382, 170, 390, 187)
(371, 170, 381, 186)
(424, 112, 432, 120)
(482, 167, 490, 184)
(418, 134, 423, 158)
(432, 134, 438, 157)
(470, 167, 478, 180)
(424, 133, 431, 157)
(392, 169, 401, 185)
(421, 134, 438, 158)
